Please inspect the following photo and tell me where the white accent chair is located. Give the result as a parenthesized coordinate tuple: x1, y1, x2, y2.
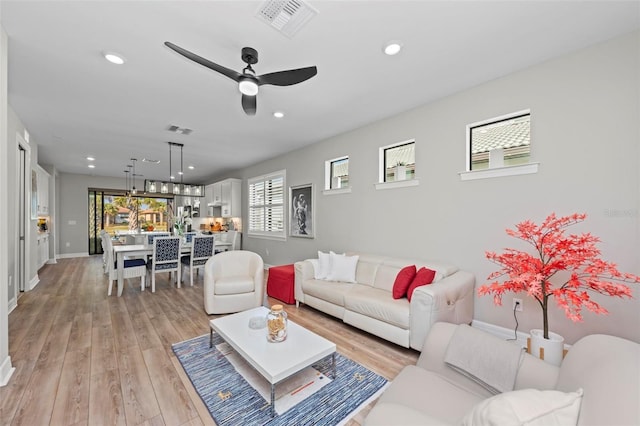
(181, 235, 215, 287)
(148, 236, 181, 292)
(203, 250, 264, 314)
(102, 234, 147, 295)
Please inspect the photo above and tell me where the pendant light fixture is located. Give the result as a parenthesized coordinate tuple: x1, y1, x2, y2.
(131, 158, 138, 195)
(144, 142, 204, 197)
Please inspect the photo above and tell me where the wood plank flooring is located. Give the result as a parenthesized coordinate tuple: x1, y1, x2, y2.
(1, 256, 419, 425)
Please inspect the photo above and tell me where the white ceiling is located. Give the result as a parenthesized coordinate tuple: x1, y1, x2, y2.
(2, 1, 639, 185)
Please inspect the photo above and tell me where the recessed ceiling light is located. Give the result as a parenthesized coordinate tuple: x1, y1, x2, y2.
(383, 41, 403, 56)
(86, 156, 95, 161)
(273, 111, 285, 118)
(88, 164, 96, 169)
(103, 52, 126, 65)
(188, 165, 195, 170)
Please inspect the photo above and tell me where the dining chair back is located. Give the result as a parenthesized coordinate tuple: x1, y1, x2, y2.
(184, 231, 198, 243)
(181, 235, 215, 287)
(103, 235, 147, 295)
(147, 232, 170, 245)
(149, 236, 181, 292)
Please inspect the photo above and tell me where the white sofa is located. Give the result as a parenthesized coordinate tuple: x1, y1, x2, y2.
(365, 322, 640, 426)
(203, 250, 264, 314)
(294, 252, 475, 351)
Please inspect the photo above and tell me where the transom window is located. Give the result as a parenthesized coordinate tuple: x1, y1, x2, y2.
(380, 140, 415, 183)
(468, 111, 530, 171)
(325, 156, 349, 190)
(248, 170, 286, 239)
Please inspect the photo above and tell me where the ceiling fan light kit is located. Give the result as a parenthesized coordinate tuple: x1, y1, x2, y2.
(164, 41, 317, 116)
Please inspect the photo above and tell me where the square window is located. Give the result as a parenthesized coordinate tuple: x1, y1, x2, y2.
(325, 156, 349, 190)
(468, 112, 530, 171)
(380, 140, 415, 183)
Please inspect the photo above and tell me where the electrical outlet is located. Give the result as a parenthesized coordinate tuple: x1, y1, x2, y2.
(512, 298, 523, 312)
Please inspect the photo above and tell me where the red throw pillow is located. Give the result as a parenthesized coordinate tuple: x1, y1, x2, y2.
(407, 267, 436, 301)
(392, 265, 417, 299)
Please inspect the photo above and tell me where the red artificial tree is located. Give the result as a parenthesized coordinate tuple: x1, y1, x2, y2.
(479, 212, 639, 339)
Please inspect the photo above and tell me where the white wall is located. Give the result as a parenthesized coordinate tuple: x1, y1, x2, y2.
(239, 32, 640, 345)
(0, 15, 15, 386)
(57, 173, 127, 256)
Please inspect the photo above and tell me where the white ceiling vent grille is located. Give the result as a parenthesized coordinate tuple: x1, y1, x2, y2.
(166, 125, 193, 135)
(256, 0, 318, 38)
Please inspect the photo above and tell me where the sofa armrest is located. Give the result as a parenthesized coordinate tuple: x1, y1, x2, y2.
(409, 270, 475, 351)
(294, 260, 315, 305)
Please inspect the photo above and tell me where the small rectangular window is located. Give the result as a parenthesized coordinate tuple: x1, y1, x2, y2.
(325, 156, 349, 190)
(380, 140, 415, 183)
(468, 111, 530, 171)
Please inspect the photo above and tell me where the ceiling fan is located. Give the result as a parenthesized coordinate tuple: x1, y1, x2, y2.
(165, 42, 317, 116)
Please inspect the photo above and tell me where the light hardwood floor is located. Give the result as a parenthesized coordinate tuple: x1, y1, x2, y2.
(1, 256, 419, 425)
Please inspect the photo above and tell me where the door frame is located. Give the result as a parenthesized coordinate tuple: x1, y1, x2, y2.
(13, 133, 32, 304)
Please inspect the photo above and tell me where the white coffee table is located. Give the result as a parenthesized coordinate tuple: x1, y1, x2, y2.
(209, 306, 337, 416)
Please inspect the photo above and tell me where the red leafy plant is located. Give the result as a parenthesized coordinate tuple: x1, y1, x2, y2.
(478, 212, 639, 339)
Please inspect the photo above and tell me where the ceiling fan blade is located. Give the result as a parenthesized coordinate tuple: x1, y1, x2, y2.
(165, 41, 242, 82)
(241, 94, 257, 116)
(257, 66, 317, 86)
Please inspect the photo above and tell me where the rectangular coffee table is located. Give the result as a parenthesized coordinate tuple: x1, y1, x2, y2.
(209, 306, 337, 416)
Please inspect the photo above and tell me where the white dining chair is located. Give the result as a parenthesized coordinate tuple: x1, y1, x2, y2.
(148, 236, 181, 292)
(103, 235, 147, 295)
(181, 235, 215, 287)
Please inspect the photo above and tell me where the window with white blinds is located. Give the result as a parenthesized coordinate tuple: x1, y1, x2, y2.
(248, 170, 286, 239)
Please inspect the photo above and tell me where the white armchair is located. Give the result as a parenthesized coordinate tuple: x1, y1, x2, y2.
(203, 250, 264, 314)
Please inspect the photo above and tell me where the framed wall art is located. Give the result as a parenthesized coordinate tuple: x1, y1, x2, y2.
(289, 183, 314, 238)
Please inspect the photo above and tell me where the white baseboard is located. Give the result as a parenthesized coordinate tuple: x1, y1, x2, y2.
(57, 252, 90, 259)
(0, 355, 15, 387)
(28, 274, 39, 291)
(8, 298, 17, 314)
(46, 258, 57, 264)
(472, 319, 529, 348)
(472, 320, 571, 351)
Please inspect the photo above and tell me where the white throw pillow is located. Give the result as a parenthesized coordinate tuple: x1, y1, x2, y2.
(326, 253, 359, 283)
(462, 388, 583, 426)
(316, 251, 332, 279)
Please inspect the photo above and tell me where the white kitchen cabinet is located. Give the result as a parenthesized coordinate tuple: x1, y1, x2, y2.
(36, 166, 50, 215)
(38, 234, 49, 268)
(205, 183, 215, 206)
(211, 182, 222, 206)
(220, 178, 241, 218)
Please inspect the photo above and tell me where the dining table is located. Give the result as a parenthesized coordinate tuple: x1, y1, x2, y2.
(112, 239, 232, 296)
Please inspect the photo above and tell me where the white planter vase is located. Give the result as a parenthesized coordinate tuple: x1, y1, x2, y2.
(395, 165, 407, 181)
(530, 329, 565, 366)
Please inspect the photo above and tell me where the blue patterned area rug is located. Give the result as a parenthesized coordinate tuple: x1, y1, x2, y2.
(172, 333, 388, 426)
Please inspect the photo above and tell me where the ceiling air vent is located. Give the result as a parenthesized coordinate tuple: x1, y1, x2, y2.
(256, 0, 318, 38)
(166, 125, 193, 135)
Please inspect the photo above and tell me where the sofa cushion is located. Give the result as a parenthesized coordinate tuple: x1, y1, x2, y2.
(302, 279, 352, 307)
(407, 267, 436, 301)
(344, 286, 410, 329)
(378, 365, 484, 425)
(365, 402, 450, 426)
(326, 253, 359, 282)
(353, 253, 387, 286)
(316, 251, 332, 279)
(462, 388, 583, 426)
(214, 276, 255, 295)
(392, 265, 417, 299)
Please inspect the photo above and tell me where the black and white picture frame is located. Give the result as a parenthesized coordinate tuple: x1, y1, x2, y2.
(289, 183, 314, 238)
